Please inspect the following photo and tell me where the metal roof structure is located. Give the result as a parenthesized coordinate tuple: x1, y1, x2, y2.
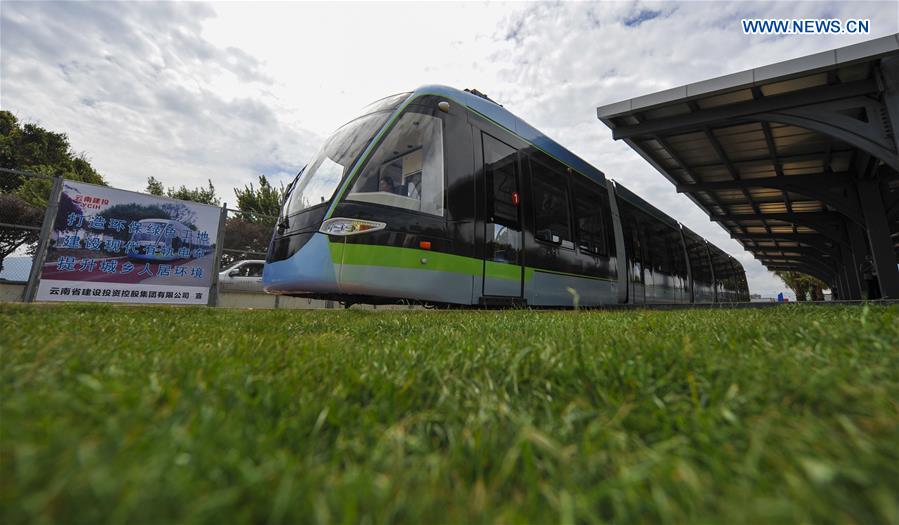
(597, 34, 899, 299)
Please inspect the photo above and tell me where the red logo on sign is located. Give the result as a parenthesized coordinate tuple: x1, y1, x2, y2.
(74, 195, 109, 210)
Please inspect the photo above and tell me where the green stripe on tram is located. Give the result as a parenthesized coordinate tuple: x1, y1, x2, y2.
(331, 242, 621, 284)
(333, 242, 483, 276)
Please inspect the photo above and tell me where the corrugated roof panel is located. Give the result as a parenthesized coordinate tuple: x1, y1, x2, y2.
(772, 129, 833, 157)
(713, 122, 763, 137)
(728, 204, 755, 214)
(714, 127, 770, 161)
(758, 202, 788, 213)
(770, 226, 796, 234)
(740, 164, 778, 178)
(783, 162, 830, 176)
(695, 88, 754, 109)
(748, 188, 784, 200)
(760, 73, 828, 96)
(693, 166, 732, 181)
(641, 102, 692, 120)
(715, 190, 748, 202)
(790, 201, 824, 212)
(669, 138, 719, 165)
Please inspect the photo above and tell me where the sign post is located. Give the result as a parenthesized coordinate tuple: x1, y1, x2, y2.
(207, 203, 228, 307)
(24, 175, 63, 302)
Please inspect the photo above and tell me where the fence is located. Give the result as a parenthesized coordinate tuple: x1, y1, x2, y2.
(0, 168, 347, 309)
(0, 168, 53, 285)
(219, 207, 275, 271)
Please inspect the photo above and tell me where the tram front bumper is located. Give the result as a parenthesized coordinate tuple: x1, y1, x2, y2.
(262, 233, 340, 294)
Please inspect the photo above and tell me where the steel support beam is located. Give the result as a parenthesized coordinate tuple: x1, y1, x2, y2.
(758, 256, 836, 276)
(758, 261, 836, 284)
(752, 94, 899, 171)
(611, 79, 878, 140)
(844, 220, 870, 298)
(734, 233, 837, 252)
(766, 264, 835, 287)
(838, 241, 862, 299)
(712, 211, 843, 225)
(836, 269, 848, 299)
(716, 213, 846, 244)
(686, 149, 852, 171)
(679, 173, 864, 225)
(878, 55, 899, 156)
(856, 178, 899, 298)
(751, 248, 834, 259)
(677, 173, 849, 193)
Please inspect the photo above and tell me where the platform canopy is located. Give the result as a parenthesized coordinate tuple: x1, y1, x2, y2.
(597, 34, 899, 299)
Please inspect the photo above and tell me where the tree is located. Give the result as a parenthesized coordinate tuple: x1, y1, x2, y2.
(0, 111, 105, 195)
(775, 271, 828, 301)
(221, 218, 273, 269)
(0, 194, 43, 273)
(144, 176, 220, 206)
(0, 110, 106, 273)
(233, 175, 285, 221)
(146, 176, 164, 196)
(221, 175, 285, 268)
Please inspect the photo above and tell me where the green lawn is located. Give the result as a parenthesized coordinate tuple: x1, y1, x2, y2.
(1, 303, 897, 524)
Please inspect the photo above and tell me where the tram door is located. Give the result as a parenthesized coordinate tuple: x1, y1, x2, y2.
(481, 133, 524, 299)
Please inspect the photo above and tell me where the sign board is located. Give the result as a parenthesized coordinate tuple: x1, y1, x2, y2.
(35, 180, 222, 304)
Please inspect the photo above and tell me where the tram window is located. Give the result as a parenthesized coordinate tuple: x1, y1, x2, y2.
(347, 112, 444, 216)
(483, 134, 519, 227)
(572, 179, 607, 255)
(671, 231, 687, 278)
(530, 155, 572, 246)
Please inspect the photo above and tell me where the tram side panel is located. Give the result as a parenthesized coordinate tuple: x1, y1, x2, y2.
(710, 247, 736, 302)
(616, 197, 646, 305)
(612, 187, 692, 304)
(683, 228, 716, 303)
(467, 113, 618, 306)
(520, 149, 618, 306)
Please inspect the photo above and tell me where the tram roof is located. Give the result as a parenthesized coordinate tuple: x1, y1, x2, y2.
(595, 34, 899, 283)
(411, 85, 606, 185)
(612, 180, 680, 229)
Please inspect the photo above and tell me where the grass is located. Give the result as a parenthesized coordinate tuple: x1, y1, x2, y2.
(1, 303, 898, 524)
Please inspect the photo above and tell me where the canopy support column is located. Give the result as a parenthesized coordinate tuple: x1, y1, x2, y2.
(857, 178, 899, 298)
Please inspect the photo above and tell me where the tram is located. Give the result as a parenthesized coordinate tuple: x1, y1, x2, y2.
(263, 85, 749, 307)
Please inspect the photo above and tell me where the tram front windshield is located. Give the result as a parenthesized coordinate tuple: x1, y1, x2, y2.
(283, 93, 409, 217)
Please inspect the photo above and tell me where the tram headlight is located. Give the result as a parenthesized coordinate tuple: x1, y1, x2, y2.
(319, 218, 387, 236)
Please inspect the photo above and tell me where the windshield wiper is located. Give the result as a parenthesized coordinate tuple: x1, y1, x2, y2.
(277, 215, 289, 235)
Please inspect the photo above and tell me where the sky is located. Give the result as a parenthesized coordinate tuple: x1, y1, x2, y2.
(2, 0, 898, 297)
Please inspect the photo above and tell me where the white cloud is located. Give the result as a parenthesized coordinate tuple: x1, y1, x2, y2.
(3, 1, 895, 297)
